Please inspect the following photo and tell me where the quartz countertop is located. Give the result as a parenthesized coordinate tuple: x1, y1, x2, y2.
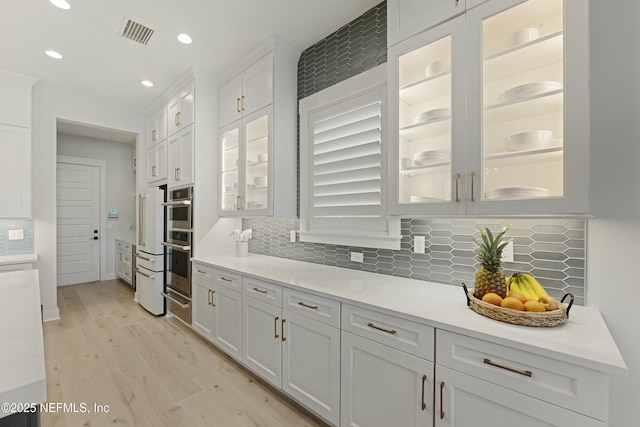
(0, 269, 46, 419)
(192, 253, 627, 377)
(0, 253, 37, 266)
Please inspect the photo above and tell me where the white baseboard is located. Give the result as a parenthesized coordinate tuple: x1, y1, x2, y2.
(43, 306, 60, 322)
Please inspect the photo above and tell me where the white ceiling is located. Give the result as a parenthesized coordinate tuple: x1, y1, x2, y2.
(1, 0, 381, 114)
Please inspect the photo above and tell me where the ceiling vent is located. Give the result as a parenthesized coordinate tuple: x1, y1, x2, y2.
(119, 17, 154, 45)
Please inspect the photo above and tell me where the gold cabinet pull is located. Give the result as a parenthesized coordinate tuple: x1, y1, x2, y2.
(483, 358, 532, 377)
(236, 97, 241, 113)
(367, 322, 397, 335)
(253, 287, 268, 294)
(219, 277, 233, 282)
(281, 318, 286, 342)
(211, 290, 216, 307)
(151, 129, 157, 142)
(440, 381, 445, 419)
(421, 375, 427, 411)
(151, 165, 157, 177)
(177, 111, 181, 126)
(208, 289, 212, 306)
(455, 173, 460, 202)
(241, 95, 245, 111)
(298, 301, 318, 310)
(470, 171, 476, 202)
(197, 269, 207, 275)
(175, 112, 179, 127)
(274, 316, 279, 338)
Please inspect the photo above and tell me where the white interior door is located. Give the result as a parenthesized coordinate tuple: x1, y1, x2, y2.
(56, 162, 101, 286)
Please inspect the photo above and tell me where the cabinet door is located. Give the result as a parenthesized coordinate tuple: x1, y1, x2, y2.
(219, 75, 243, 128)
(242, 54, 274, 116)
(146, 140, 167, 184)
(115, 249, 124, 278)
(282, 311, 340, 426)
(341, 331, 434, 427)
(212, 286, 242, 361)
(219, 121, 243, 215)
(192, 276, 215, 340)
(388, 16, 466, 216)
(168, 125, 194, 188)
(465, 0, 588, 215)
(168, 85, 194, 137)
(0, 124, 30, 217)
(242, 295, 282, 388)
(435, 365, 604, 427)
(146, 107, 167, 148)
(0, 81, 31, 128)
(242, 107, 272, 215)
(387, 0, 465, 47)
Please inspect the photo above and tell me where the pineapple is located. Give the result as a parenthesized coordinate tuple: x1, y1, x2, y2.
(473, 226, 510, 299)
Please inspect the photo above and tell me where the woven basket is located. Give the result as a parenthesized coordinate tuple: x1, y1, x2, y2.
(462, 284, 574, 327)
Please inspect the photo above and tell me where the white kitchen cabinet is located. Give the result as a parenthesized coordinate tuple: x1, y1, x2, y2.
(146, 106, 167, 148)
(115, 239, 133, 286)
(218, 35, 298, 218)
(167, 83, 194, 137)
(0, 72, 35, 219)
(388, 0, 589, 216)
(242, 294, 283, 388)
(220, 106, 295, 217)
(0, 125, 31, 218)
(387, 0, 466, 47)
(146, 140, 167, 184)
(341, 331, 434, 427)
(434, 365, 603, 427)
(192, 272, 215, 340)
(168, 124, 194, 188)
(219, 54, 273, 128)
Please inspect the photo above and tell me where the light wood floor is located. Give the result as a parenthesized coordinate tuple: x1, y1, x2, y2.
(42, 279, 329, 427)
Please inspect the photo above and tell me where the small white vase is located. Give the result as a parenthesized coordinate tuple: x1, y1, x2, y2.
(235, 241, 248, 257)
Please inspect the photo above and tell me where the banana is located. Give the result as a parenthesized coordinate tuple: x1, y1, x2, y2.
(521, 273, 549, 298)
(514, 274, 538, 301)
(538, 295, 561, 311)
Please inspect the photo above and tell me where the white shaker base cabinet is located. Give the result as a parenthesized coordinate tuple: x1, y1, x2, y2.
(282, 310, 340, 426)
(192, 274, 214, 339)
(341, 331, 434, 427)
(435, 365, 604, 427)
(211, 285, 242, 360)
(242, 295, 283, 388)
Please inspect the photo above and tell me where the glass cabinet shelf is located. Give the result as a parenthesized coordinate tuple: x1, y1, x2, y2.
(484, 90, 563, 124)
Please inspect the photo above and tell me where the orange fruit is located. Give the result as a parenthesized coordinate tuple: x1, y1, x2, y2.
(507, 292, 528, 305)
(501, 297, 524, 311)
(482, 293, 503, 306)
(524, 301, 546, 312)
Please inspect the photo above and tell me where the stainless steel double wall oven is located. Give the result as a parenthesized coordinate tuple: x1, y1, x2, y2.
(161, 186, 193, 324)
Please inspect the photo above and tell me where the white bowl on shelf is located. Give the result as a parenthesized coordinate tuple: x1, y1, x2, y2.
(504, 130, 553, 151)
(412, 150, 449, 166)
(413, 108, 451, 125)
(506, 27, 540, 48)
(424, 60, 449, 78)
(257, 153, 268, 163)
(253, 176, 268, 188)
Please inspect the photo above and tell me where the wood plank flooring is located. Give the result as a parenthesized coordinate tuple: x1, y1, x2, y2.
(42, 279, 329, 427)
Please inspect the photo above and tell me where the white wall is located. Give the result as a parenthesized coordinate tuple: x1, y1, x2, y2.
(32, 81, 145, 321)
(587, 1, 640, 426)
(57, 134, 136, 279)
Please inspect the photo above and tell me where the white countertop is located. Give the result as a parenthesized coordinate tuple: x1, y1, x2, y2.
(193, 253, 628, 377)
(0, 269, 46, 419)
(0, 253, 37, 266)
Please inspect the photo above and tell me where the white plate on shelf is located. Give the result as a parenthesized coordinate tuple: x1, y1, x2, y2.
(424, 60, 449, 78)
(506, 27, 540, 48)
(484, 186, 550, 200)
(413, 108, 451, 125)
(501, 81, 562, 101)
(504, 130, 553, 151)
(410, 195, 445, 203)
(412, 150, 449, 165)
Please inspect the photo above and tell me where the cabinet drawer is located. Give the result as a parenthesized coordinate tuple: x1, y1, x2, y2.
(243, 277, 282, 307)
(192, 263, 214, 282)
(116, 241, 125, 250)
(436, 330, 608, 421)
(283, 288, 340, 328)
(123, 252, 132, 264)
(342, 304, 434, 361)
(214, 269, 242, 291)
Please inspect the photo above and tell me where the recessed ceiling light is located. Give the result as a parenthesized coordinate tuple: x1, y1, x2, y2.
(141, 80, 154, 87)
(49, 0, 71, 10)
(177, 33, 192, 44)
(45, 50, 63, 59)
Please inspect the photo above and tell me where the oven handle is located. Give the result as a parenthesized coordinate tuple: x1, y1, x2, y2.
(161, 292, 190, 308)
(162, 200, 191, 206)
(135, 268, 155, 279)
(162, 242, 191, 251)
